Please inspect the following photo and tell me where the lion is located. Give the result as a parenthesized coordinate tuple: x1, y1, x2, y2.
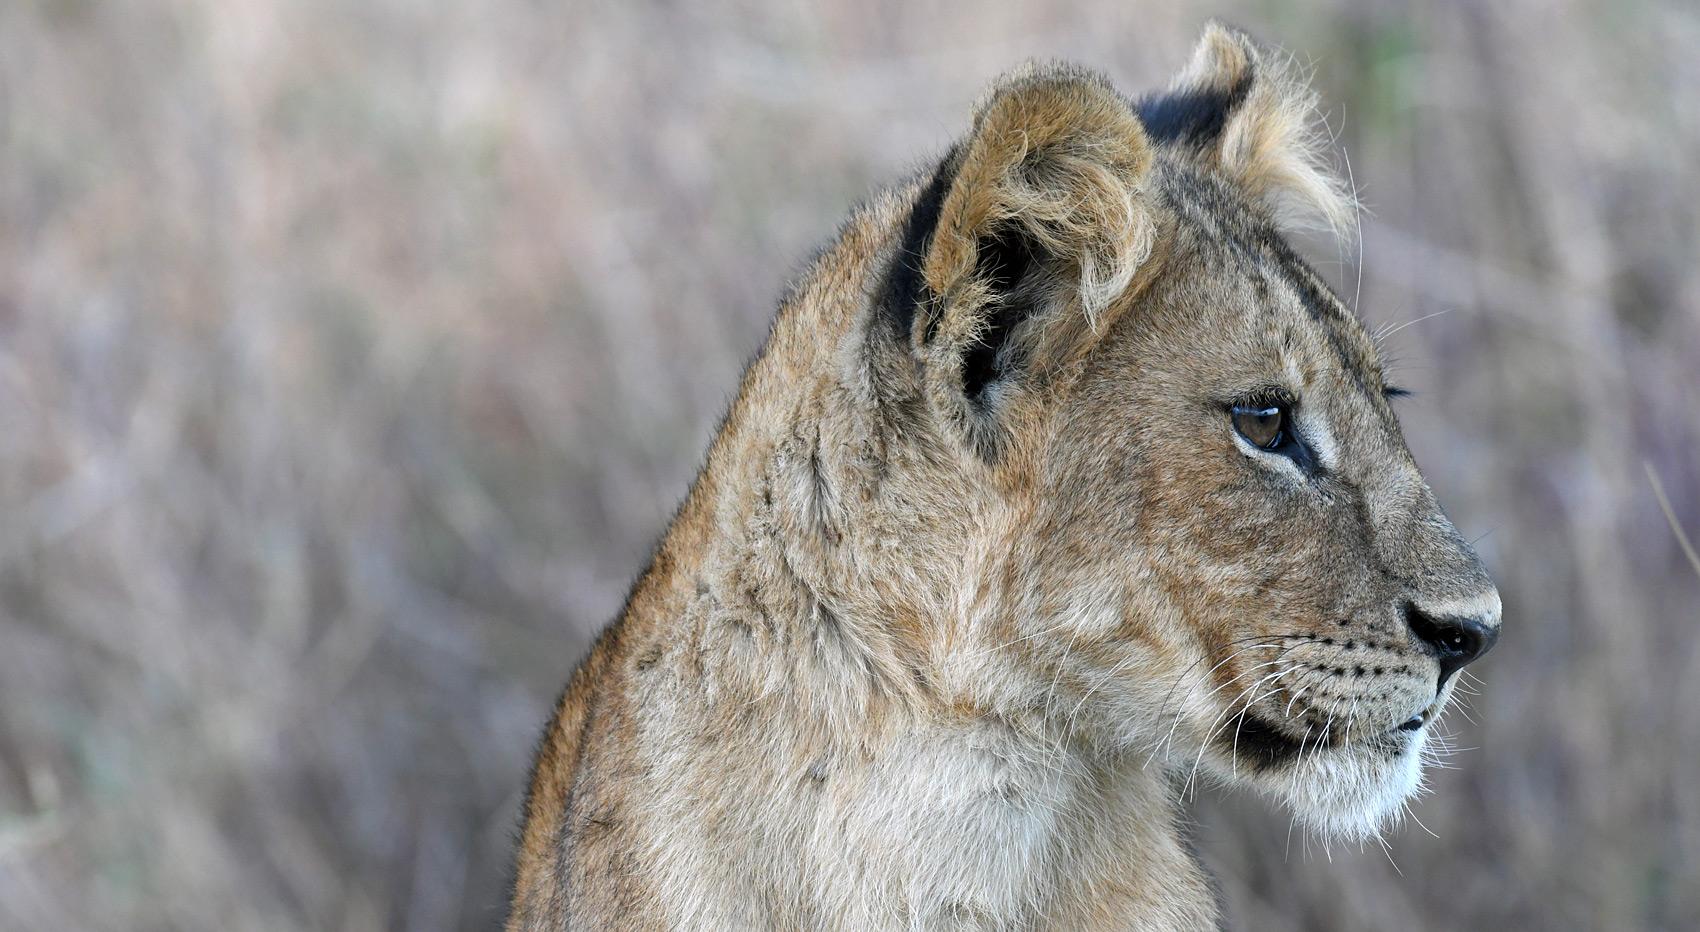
(509, 22, 1501, 931)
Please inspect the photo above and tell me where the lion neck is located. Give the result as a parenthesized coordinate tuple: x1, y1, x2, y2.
(610, 197, 1215, 928)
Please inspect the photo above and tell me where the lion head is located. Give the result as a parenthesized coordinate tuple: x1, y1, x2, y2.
(868, 24, 1500, 841)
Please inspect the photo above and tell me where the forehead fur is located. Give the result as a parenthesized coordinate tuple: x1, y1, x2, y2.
(1140, 22, 1358, 240)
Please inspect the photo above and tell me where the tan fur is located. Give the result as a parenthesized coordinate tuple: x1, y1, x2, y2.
(510, 24, 1499, 931)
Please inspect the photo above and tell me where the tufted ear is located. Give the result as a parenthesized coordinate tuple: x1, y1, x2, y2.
(884, 65, 1156, 425)
(1138, 22, 1356, 237)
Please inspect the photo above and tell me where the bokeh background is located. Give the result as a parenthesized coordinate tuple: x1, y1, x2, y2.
(2, 0, 1697, 929)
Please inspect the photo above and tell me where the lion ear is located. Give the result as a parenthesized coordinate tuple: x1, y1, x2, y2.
(899, 65, 1155, 412)
(1139, 22, 1356, 238)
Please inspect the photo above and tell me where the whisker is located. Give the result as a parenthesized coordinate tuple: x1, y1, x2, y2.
(1148, 641, 1311, 766)
(1062, 648, 1153, 736)
(1232, 671, 1299, 778)
(1185, 668, 1295, 798)
(973, 616, 1082, 657)
(1343, 145, 1366, 319)
(1376, 834, 1404, 876)
(1375, 309, 1454, 344)
(1151, 635, 1311, 729)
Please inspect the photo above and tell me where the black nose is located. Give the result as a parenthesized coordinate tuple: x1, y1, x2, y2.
(1403, 602, 1499, 687)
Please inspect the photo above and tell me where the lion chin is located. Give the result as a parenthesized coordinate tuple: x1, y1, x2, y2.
(1286, 740, 1425, 843)
(1207, 723, 1430, 844)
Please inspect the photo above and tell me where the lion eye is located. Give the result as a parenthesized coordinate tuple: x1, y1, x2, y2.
(1231, 404, 1286, 449)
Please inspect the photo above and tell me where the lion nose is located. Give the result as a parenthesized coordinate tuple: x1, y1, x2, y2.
(1402, 600, 1499, 687)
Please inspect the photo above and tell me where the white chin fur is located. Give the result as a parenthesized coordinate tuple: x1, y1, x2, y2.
(1267, 729, 1426, 843)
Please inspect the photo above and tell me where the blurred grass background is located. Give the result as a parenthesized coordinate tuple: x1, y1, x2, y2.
(1, 0, 1697, 929)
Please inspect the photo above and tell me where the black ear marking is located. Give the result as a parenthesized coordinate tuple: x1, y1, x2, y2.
(878, 148, 959, 342)
(960, 226, 1043, 404)
(1134, 69, 1253, 148)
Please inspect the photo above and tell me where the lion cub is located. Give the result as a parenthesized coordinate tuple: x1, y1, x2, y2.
(510, 23, 1500, 931)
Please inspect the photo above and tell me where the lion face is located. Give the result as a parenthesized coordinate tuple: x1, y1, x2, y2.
(1024, 167, 1500, 840)
(890, 29, 1499, 840)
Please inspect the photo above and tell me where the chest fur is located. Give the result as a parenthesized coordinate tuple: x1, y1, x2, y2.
(627, 695, 1214, 930)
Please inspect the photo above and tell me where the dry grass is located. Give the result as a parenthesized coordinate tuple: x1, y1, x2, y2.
(1, 1, 1696, 929)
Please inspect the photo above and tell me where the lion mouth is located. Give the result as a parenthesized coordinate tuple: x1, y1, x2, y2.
(1218, 710, 1312, 771)
(1222, 707, 1429, 771)
(1395, 697, 1446, 733)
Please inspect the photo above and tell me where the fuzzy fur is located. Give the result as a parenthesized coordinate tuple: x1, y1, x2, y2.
(1160, 23, 1360, 237)
(508, 24, 1499, 931)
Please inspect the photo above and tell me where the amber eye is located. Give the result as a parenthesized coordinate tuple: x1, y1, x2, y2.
(1231, 403, 1286, 449)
